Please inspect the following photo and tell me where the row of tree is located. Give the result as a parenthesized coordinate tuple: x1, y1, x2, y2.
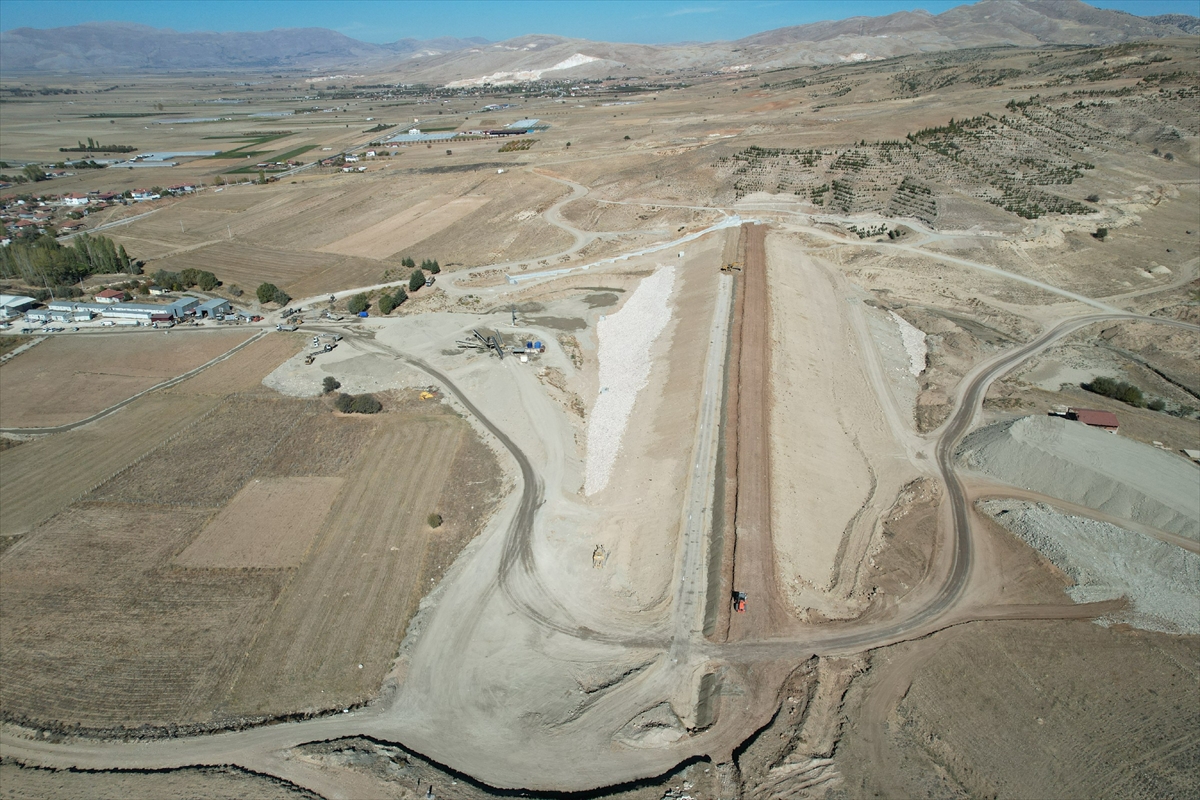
(399, 256, 441, 275)
(378, 285, 408, 315)
(1082, 376, 1165, 411)
(151, 267, 219, 292)
(59, 138, 137, 153)
(0, 232, 137, 287)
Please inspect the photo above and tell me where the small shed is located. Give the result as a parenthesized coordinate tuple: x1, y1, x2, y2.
(1068, 408, 1119, 432)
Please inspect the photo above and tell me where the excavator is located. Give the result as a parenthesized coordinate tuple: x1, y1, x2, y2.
(720, 262, 743, 274)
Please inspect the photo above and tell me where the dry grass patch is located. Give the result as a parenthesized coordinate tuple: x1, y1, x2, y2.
(254, 411, 377, 478)
(0, 394, 220, 536)
(0, 330, 251, 429)
(0, 503, 285, 729)
(154, 242, 337, 291)
(223, 409, 504, 717)
(318, 195, 489, 260)
(166, 332, 303, 396)
(0, 762, 320, 800)
(175, 477, 343, 569)
(89, 395, 318, 508)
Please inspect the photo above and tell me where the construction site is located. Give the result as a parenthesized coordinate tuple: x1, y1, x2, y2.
(1, 9, 1198, 800)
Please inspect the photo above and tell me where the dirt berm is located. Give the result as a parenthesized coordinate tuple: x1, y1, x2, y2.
(957, 415, 1199, 539)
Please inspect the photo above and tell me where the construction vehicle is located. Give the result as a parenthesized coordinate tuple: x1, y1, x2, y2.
(733, 591, 747, 613)
(419, 390, 437, 401)
(720, 262, 743, 273)
(304, 354, 316, 365)
(592, 545, 608, 569)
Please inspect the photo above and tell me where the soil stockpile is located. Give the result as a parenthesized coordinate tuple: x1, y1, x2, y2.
(958, 415, 1200, 538)
(982, 499, 1200, 634)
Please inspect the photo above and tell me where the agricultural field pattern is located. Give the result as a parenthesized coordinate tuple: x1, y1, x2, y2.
(0, 3, 1197, 799)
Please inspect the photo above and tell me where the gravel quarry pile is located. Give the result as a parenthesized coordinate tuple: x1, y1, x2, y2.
(584, 265, 676, 495)
(958, 415, 1200, 538)
(891, 311, 927, 377)
(981, 500, 1200, 634)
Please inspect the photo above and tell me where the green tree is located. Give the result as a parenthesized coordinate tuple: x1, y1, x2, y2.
(348, 293, 370, 314)
(257, 282, 281, 304)
(427, 512, 443, 528)
(272, 287, 291, 306)
(322, 376, 341, 394)
(392, 286, 408, 307)
(334, 392, 381, 414)
(409, 268, 426, 292)
(350, 394, 382, 413)
(378, 294, 396, 315)
(401, 257, 416, 269)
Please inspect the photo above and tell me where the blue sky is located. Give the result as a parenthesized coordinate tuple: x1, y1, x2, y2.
(0, 0, 1194, 44)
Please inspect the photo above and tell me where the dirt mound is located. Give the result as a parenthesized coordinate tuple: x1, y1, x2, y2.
(958, 415, 1199, 538)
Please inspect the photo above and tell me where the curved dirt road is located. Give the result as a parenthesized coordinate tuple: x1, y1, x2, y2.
(4, 213, 1197, 794)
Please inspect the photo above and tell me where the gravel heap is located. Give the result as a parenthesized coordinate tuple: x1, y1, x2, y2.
(584, 265, 676, 496)
(981, 499, 1200, 634)
(958, 415, 1200, 539)
(890, 311, 927, 377)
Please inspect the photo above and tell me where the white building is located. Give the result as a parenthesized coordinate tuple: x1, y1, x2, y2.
(0, 294, 37, 319)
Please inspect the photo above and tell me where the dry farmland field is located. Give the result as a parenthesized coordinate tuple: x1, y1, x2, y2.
(0, 376, 503, 731)
(0, 761, 320, 800)
(0, 329, 252, 429)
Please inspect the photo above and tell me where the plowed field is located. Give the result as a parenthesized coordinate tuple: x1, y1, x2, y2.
(0, 330, 251, 429)
(175, 477, 344, 568)
(0, 393, 220, 536)
(318, 195, 489, 260)
(0, 503, 287, 728)
(223, 416, 469, 715)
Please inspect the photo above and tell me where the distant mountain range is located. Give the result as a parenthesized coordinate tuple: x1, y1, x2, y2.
(0, 0, 1194, 80)
(0, 22, 487, 73)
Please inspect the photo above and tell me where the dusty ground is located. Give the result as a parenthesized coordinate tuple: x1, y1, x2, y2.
(1, 337, 505, 732)
(835, 620, 1200, 800)
(0, 329, 252, 428)
(1, 31, 1199, 800)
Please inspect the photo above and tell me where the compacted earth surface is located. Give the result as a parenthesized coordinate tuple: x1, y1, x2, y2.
(1, 26, 1198, 800)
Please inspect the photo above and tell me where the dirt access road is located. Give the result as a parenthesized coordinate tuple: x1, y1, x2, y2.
(5, 224, 1199, 793)
(726, 223, 791, 640)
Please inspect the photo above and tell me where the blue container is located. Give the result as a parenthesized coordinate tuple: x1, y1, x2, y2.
(358, 311, 369, 318)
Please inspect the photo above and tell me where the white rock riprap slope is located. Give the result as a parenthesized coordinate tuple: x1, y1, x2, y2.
(584, 265, 676, 496)
(981, 499, 1200, 634)
(890, 311, 927, 377)
(958, 415, 1200, 539)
